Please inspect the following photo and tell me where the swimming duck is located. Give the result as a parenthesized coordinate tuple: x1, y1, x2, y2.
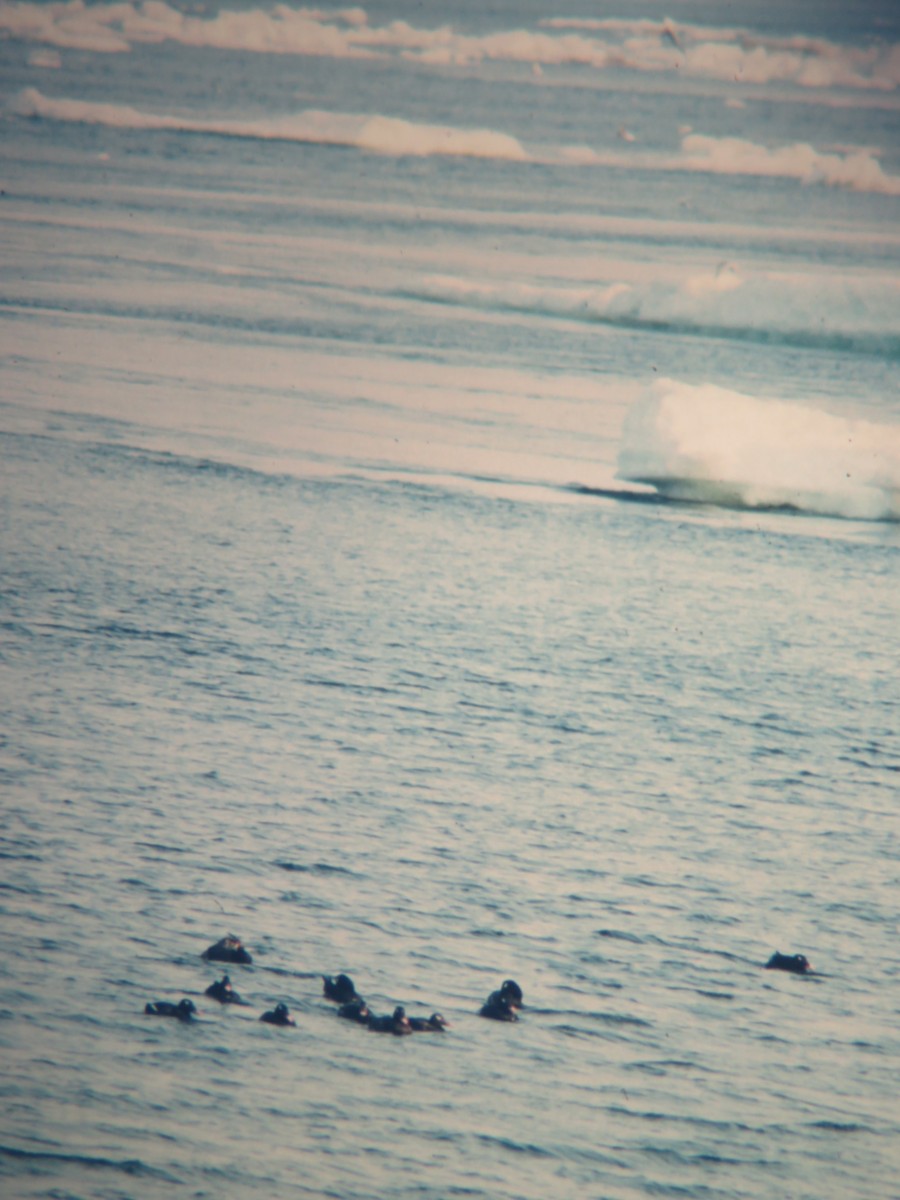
(765, 952, 812, 975)
(479, 994, 518, 1021)
(323, 973, 360, 1004)
(480, 979, 524, 1020)
(260, 1002, 295, 1026)
(337, 998, 372, 1024)
(204, 975, 249, 1005)
(145, 998, 196, 1021)
(367, 1005, 412, 1035)
(408, 1012, 449, 1032)
(201, 934, 253, 965)
(497, 979, 524, 1007)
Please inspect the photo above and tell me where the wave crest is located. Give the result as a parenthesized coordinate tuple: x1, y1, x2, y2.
(13, 89, 899, 194)
(2, 4, 897, 92)
(617, 380, 900, 522)
(11, 88, 529, 160)
(411, 270, 900, 359)
(680, 134, 900, 195)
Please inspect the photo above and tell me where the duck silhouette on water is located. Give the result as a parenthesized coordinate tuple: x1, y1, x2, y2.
(205, 974, 250, 1005)
(260, 1003, 296, 1027)
(145, 998, 197, 1022)
(323, 973, 361, 1004)
(201, 935, 253, 965)
(765, 952, 813, 975)
(408, 1012, 449, 1032)
(480, 979, 524, 1021)
(367, 1006, 412, 1035)
(337, 998, 372, 1024)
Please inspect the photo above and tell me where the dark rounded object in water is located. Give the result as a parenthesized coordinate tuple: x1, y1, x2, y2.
(205, 974, 249, 1005)
(337, 998, 372, 1024)
(260, 1002, 295, 1026)
(479, 994, 519, 1022)
(480, 978, 524, 1019)
(497, 979, 524, 1007)
(765, 952, 812, 975)
(368, 1005, 412, 1035)
(145, 998, 196, 1021)
(201, 935, 252, 965)
(408, 1012, 449, 1032)
(323, 973, 360, 1004)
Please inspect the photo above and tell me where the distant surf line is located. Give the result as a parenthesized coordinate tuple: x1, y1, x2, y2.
(12, 89, 900, 194)
(407, 280, 900, 362)
(3, 1, 898, 93)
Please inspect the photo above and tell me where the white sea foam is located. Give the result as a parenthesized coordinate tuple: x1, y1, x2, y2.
(412, 268, 900, 353)
(678, 133, 900, 195)
(0, 1, 376, 57)
(540, 16, 900, 91)
(12, 88, 900, 194)
(618, 380, 900, 521)
(11, 88, 529, 160)
(1, 3, 897, 91)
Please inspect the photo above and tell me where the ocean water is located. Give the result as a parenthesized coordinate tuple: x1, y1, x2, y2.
(1, 3, 899, 1198)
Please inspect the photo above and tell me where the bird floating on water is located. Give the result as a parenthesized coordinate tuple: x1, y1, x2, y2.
(145, 998, 197, 1021)
(260, 1002, 295, 1026)
(201, 934, 253, 965)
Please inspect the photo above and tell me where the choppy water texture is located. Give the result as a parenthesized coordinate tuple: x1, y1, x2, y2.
(1, 2, 899, 1198)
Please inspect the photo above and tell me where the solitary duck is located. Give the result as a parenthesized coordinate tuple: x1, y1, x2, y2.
(480, 979, 524, 1020)
(145, 998, 196, 1021)
(201, 935, 252, 965)
(479, 994, 518, 1021)
(765, 952, 812, 975)
(323, 973, 360, 1004)
(204, 975, 249, 1005)
(260, 1002, 295, 1026)
(367, 1005, 412, 1035)
(408, 1012, 449, 1032)
(337, 998, 372, 1024)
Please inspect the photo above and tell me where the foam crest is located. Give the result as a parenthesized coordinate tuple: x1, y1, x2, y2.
(353, 114, 527, 160)
(542, 16, 900, 91)
(0, 1, 373, 57)
(11, 88, 528, 160)
(413, 269, 900, 357)
(618, 380, 900, 521)
(1, 3, 897, 92)
(680, 134, 900, 196)
(13, 89, 898, 193)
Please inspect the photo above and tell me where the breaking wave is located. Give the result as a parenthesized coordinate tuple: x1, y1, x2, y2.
(1, 3, 898, 92)
(617, 380, 900, 522)
(11, 88, 531, 161)
(12, 88, 900, 193)
(676, 134, 900, 195)
(410, 270, 900, 360)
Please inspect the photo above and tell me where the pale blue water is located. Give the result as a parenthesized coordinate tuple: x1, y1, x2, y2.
(1, 3, 899, 1199)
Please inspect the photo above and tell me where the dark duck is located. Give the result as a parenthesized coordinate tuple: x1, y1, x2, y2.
(201, 934, 253, 965)
(367, 1006, 412, 1035)
(145, 998, 196, 1021)
(260, 1003, 295, 1026)
(480, 979, 524, 1021)
(408, 1012, 449, 1032)
(337, 998, 372, 1024)
(765, 952, 813, 975)
(204, 975, 249, 1005)
(323, 973, 361, 1004)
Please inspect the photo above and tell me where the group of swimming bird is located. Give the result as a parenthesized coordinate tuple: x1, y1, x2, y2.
(144, 935, 812, 1031)
(144, 935, 526, 1033)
